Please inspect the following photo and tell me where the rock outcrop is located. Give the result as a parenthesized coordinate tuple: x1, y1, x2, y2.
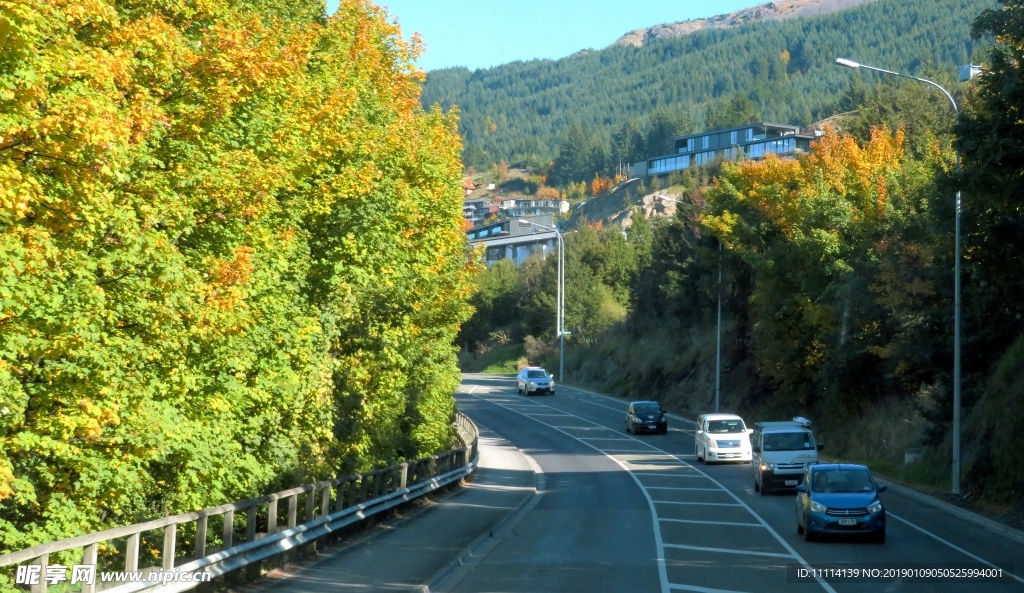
(613, 0, 878, 48)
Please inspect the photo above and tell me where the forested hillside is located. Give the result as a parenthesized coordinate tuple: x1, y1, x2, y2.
(456, 0, 1024, 509)
(0, 0, 472, 559)
(422, 0, 993, 169)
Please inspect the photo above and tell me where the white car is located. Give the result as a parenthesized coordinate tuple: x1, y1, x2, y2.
(694, 413, 753, 464)
(516, 367, 555, 395)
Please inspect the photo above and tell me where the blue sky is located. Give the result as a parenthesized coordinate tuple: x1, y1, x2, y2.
(325, 0, 768, 72)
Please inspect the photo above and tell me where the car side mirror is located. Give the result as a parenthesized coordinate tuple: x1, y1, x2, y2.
(817, 443, 824, 451)
(795, 485, 806, 493)
(877, 484, 887, 492)
(746, 428, 753, 434)
(752, 444, 760, 452)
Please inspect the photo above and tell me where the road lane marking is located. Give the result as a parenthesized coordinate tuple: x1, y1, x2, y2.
(577, 437, 636, 442)
(659, 518, 762, 527)
(600, 448, 663, 454)
(663, 543, 794, 559)
(653, 501, 743, 507)
(464, 381, 835, 593)
(646, 487, 723, 492)
(888, 513, 1024, 585)
(634, 473, 709, 478)
(521, 413, 575, 417)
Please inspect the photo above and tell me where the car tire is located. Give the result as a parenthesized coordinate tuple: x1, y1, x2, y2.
(625, 423, 631, 434)
(804, 529, 816, 542)
(753, 478, 760, 493)
(759, 479, 769, 496)
(873, 528, 886, 544)
(660, 426, 667, 435)
(797, 521, 804, 535)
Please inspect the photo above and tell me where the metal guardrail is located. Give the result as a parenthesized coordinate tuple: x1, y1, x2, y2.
(1, 413, 479, 593)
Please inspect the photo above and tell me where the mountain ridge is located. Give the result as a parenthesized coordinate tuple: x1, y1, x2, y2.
(613, 0, 881, 48)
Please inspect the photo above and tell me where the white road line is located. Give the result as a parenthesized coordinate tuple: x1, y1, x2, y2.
(522, 413, 575, 417)
(662, 543, 794, 559)
(668, 584, 753, 593)
(633, 473, 706, 478)
(577, 437, 636, 442)
(546, 425, 613, 430)
(466, 381, 838, 593)
(601, 449, 663, 454)
(888, 513, 1024, 585)
(646, 487, 723, 492)
(653, 501, 743, 507)
(660, 518, 762, 528)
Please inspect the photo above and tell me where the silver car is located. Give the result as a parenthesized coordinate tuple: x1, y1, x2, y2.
(516, 367, 555, 395)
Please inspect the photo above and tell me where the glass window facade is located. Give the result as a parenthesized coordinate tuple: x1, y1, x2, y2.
(649, 154, 690, 174)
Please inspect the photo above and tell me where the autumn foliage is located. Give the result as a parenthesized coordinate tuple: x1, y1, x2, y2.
(703, 127, 945, 413)
(0, 0, 472, 558)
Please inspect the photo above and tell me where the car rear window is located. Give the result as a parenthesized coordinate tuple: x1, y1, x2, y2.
(812, 469, 874, 493)
(635, 404, 661, 415)
(526, 370, 548, 378)
(762, 431, 814, 451)
(706, 419, 745, 433)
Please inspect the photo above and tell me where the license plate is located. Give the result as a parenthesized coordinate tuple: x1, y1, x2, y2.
(838, 518, 857, 526)
(784, 480, 798, 486)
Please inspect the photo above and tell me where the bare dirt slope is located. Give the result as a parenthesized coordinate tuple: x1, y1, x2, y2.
(614, 0, 879, 48)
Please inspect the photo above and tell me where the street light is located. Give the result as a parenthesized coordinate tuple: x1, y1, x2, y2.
(655, 195, 723, 414)
(519, 219, 566, 381)
(835, 57, 964, 495)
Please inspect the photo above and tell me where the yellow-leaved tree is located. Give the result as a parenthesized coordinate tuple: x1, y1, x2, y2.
(0, 0, 473, 572)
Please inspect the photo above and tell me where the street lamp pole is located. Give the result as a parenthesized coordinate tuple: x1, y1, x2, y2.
(835, 58, 963, 495)
(656, 195, 723, 412)
(519, 219, 566, 380)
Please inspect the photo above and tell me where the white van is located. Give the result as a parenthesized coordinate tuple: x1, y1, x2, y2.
(751, 417, 822, 495)
(694, 414, 753, 463)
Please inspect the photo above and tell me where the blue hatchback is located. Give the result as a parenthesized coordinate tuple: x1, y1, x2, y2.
(795, 464, 886, 543)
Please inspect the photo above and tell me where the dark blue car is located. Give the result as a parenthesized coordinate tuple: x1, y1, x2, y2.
(795, 464, 886, 543)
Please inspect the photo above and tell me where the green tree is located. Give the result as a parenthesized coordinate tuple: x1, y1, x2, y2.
(549, 121, 608, 186)
(705, 93, 763, 131)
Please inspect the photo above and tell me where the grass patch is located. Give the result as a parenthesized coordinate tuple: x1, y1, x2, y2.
(464, 342, 527, 374)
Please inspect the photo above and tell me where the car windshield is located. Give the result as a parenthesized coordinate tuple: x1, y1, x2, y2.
(812, 470, 875, 493)
(762, 431, 814, 451)
(635, 404, 661, 415)
(526, 370, 548, 378)
(706, 419, 745, 433)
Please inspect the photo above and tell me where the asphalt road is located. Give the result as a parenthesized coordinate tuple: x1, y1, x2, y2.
(452, 373, 1024, 593)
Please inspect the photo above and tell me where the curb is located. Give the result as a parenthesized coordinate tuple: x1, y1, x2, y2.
(881, 478, 1024, 547)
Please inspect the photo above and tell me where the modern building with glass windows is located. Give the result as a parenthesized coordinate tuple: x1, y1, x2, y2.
(632, 123, 818, 178)
(467, 215, 559, 267)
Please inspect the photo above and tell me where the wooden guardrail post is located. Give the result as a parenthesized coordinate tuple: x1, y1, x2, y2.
(163, 524, 177, 570)
(29, 554, 46, 593)
(223, 509, 235, 549)
(358, 475, 368, 504)
(320, 485, 331, 518)
(125, 532, 140, 572)
(195, 515, 208, 559)
(82, 544, 98, 593)
(267, 499, 278, 536)
(246, 506, 256, 542)
(287, 494, 298, 529)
